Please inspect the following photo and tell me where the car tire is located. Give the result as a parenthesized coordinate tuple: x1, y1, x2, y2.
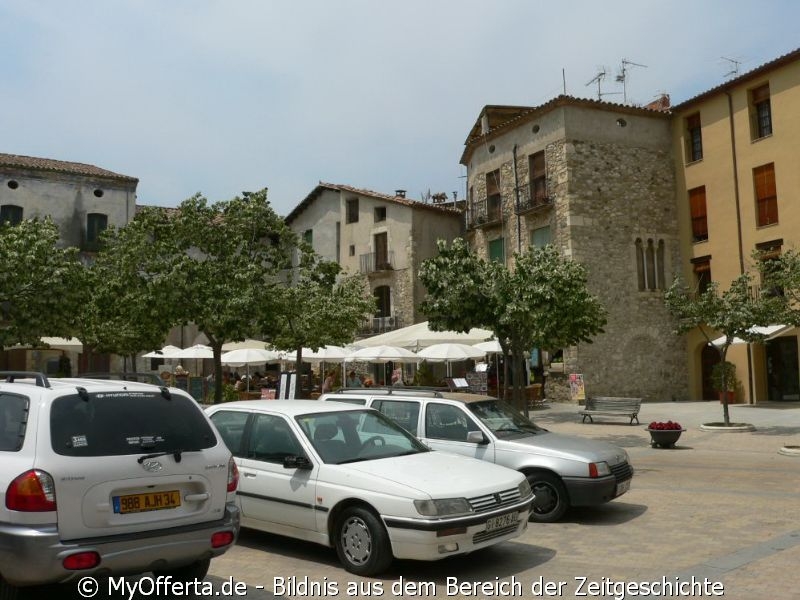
(527, 472, 568, 523)
(153, 557, 211, 582)
(334, 507, 393, 576)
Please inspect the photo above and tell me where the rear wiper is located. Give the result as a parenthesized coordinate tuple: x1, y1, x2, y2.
(137, 449, 184, 463)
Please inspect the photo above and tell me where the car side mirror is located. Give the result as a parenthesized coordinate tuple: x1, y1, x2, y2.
(283, 455, 313, 470)
(467, 430, 488, 444)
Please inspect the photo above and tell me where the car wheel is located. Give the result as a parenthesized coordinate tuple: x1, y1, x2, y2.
(527, 472, 568, 523)
(334, 507, 393, 576)
(153, 557, 211, 582)
(0, 577, 19, 600)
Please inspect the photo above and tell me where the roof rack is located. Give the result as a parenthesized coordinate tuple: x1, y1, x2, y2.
(334, 386, 444, 398)
(0, 371, 51, 388)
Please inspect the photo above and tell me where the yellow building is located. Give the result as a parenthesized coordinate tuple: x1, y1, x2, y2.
(672, 48, 800, 403)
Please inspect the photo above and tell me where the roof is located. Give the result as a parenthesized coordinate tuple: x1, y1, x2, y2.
(284, 182, 461, 225)
(0, 152, 138, 184)
(206, 399, 374, 417)
(672, 47, 800, 111)
(461, 95, 671, 165)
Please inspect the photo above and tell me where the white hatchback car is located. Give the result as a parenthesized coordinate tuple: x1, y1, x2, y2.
(0, 372, 240, 599)
(206, 400, 533, 575)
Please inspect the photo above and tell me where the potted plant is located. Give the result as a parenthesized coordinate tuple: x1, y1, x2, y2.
(711, 361, 738, 404)
(646, 420, 685, 448)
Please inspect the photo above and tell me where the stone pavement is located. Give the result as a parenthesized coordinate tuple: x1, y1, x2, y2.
(206, 400, 800, 599)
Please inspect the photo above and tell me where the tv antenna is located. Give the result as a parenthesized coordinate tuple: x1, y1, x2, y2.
(721, 56, 741, 79)
(616, 58, 647, 104)
(586, 68, 619, 101)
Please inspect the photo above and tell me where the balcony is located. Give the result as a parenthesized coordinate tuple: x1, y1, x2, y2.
(466, 197, 504, 229)
(360, 251, 395, 274)
(360, 315, 402, 336)
(515, 182, 552, 214)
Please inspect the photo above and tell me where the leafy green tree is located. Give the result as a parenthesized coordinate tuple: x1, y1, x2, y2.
(664, 272, 790, 426)
(268, 252, 375, 395)
(420, 239, 607, 413)
(0, 217, 83, 350)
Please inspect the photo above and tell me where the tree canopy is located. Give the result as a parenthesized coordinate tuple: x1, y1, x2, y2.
(0, 217, 83, 350)
(419, 239, 607, 412)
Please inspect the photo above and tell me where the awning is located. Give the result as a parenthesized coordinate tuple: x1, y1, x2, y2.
(710, 324, 793, 347)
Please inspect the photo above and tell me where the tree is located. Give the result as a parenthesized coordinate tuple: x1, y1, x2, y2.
(0, 217, 84, 350)
(664, 272, 790, 426)
(420, 239, 607, 413)
(102, 189, 297, 403)
(267, 251, 375, 394)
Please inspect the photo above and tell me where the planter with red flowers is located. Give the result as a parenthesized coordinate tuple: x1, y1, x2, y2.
(646, 421, 685, 448)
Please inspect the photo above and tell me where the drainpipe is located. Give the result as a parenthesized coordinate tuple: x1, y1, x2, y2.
(725, 91, 755, 403)
(512, 144, 522, 253)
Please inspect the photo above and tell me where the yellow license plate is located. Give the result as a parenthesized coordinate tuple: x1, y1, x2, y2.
(113, 490, 181, 514)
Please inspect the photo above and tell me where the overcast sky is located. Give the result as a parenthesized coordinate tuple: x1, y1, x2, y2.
(2, 1, 797, 216)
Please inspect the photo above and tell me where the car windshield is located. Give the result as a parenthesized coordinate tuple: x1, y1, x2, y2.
(466, 399, 545, 438)
(296, 409, 428, 465)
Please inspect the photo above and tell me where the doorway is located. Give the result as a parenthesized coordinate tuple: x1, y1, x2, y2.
(766, 336, 799, 401)
(700, 345, 720, 400)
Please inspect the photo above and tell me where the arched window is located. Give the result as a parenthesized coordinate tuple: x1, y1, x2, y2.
(636, 237, 667, 291)
(646, 239, 656, 290)
(635, 238, 645, 291)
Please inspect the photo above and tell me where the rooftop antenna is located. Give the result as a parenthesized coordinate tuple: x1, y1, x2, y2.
(616, 58, 647, 104)
(721, 56, 741, 79)
(586, 68, 607, 101)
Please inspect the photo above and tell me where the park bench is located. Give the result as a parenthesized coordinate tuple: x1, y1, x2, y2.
(579, 396, 642, 425)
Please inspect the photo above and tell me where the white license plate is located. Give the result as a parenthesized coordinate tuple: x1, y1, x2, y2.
(616, 479, 631, 496)
(485, 512, 517, 532)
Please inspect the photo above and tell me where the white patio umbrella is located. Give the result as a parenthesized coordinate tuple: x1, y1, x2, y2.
(40, 337, 83, 352)
(347, 345, 421, 363)
(221, 339, 269, 352)
(355, 320, 494, 350)
(142, 344, 182, 358)
(221, 348, 281, 392)
(172, 344, 214, 359)
(304, 345, 351, 361)
(416, 342, 487, 377)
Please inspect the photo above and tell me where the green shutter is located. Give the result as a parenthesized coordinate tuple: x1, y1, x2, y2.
(488, 238, 505, 263)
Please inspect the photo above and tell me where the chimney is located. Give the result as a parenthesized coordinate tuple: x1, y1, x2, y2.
(395, 189, 406, 198)
(645, 93, 670, 112)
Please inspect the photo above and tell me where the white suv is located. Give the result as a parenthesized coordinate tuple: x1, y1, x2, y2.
(0, 372, 240, 598)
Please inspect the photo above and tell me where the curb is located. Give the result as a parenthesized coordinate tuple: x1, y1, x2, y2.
(699, 422, 756, 432)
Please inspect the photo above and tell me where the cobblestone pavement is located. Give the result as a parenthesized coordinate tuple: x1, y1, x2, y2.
(198, 400, 800, 599)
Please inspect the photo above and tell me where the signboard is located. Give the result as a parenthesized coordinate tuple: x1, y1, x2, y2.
(569, 373, 586, 402)
(188, 376, 205, 401)
(465, 371, 488, 393)
(278, 372, 297, 399)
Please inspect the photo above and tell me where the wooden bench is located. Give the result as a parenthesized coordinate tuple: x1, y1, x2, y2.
(579, 396, 642, 424)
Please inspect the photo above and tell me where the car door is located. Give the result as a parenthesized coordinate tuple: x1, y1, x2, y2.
(420, 402, 494, 462)
(235, 412, 318, 534)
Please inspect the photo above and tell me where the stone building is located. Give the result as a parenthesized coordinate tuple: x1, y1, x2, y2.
(460, 97, 688, 402)
(671, 47, 800, 403)
(285, 183, 463, 337)
(0, 152, 138, 373)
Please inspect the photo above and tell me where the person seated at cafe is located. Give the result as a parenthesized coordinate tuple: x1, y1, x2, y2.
(235, 376, 248, 392)
(345, 370, 362, 388)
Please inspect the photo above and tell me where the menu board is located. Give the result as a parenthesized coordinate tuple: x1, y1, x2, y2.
(465, 371, 488, 393)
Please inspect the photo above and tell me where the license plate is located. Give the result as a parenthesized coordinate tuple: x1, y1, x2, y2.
(485, 512, 517, 532)
(113, 490, 181, 514)
(616, 479, 631, 497)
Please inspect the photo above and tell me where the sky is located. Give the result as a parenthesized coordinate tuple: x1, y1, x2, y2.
(2, 1, 798, 216)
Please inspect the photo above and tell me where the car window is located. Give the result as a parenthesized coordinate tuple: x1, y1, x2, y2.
(246, 414, 304, 463)
(372, 399, 420, 435)
(50, 391, 216, 456)
(424, 403, 480, 442)
(466, 399, 544, 437)
(210, 410, 250, 456)
(0, 392, 28, 452)
(296, 409, 427, 464)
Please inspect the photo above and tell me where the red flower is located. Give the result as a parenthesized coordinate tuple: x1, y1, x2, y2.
(648, 420, 682, 430)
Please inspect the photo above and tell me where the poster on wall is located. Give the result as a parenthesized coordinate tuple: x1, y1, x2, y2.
(569, 373, 586, 402)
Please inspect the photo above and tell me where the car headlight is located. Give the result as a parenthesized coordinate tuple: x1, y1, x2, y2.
(414, 498, 472, 517)
(589, 461, 611, 477)
(518, 479, 532, 499)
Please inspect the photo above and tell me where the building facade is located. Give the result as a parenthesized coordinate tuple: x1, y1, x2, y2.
(285, 183, 463, 337)
(671, 48, 800, 403)
(460, 97, 688, 402)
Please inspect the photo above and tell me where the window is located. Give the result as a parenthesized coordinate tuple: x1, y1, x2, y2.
(210, 410, 250, 456)
(635, 237, 667, 291)
(488, 238, 505, 263)
(530, 226, 551, 248)
(689, 186, 708, 242)
(486, 169, 502, 221)
(374, 232, 389, 269)
(374, 206, 386, 222)
(346, 198, 359, 223)
(692, 257, 712, 294)
(0, 204, 23, 226)
(372, 400, 420, 435)
(303, 229, 313, 246)
(374, 285, 391, 318)
(86, 213, 108, 244)
(425, 403, 480, 442)
(753, 163, 778, 226)
(528, 151, 546, 203)
(0, 393, 28, 452)
(750, 84, 772, 139)
(349, 244, 355, 257)
(756, 239, 783, 297)
(686, 113, 703, 162)
(246, 414, 303, 464)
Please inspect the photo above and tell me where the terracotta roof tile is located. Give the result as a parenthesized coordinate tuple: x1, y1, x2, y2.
(0, 152, 138, 183)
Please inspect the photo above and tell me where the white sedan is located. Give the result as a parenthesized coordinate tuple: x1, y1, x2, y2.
(206, 400, 533, 575)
